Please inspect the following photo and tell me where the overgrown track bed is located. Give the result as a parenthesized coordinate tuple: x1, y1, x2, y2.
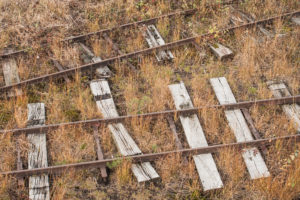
(2, 134, 300, 177)
(0, 10, 299, 93)
(0, 0, 300, 199)
(1, 95, 299, 135)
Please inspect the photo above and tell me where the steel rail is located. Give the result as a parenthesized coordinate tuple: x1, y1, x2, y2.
(0, 9, 196, 59)
(63, 8, 197, 42)
(1, 95, 299, 136)
(1, 134, 299, 177)
(0, 10, 298, 93)
(0, 49, 28, 58)
(0, 0, 240, 58)
(62, 0, 239, 42)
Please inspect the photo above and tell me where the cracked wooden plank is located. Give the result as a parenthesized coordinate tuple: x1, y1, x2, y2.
(169, 81, 223, 191)
(2, 58, 22, 97)
(90, 79, 159, 182)
(78, 43, 112, 77)
(210, 77, 270, 179)
(143, 24, 174, 62)
(267, 81, 300, 132)
(51, 59, 70, 83)
(27, 103, 50, 200)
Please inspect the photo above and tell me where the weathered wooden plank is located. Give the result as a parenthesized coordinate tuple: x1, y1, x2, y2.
(292, 16, 300, 25)
(210, 77, 270, 179)
(27, 103, 50, 200)
(209, 43, 233, 60)
(229, 6, 251, 26)
(229, 7, 274, 38)
(143, 24, 174, 62)
(92, 126, 108, 180)
(90, 79, 159, 182)
(169, 82, 223, 191)
(267, 81, 300, 132)
(2, 58, 22, 97)
(51, 59, 70, 83)
(102, 33, 137, 71)
(78, 43, 111, 77)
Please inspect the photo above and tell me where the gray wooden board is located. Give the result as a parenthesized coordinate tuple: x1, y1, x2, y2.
(144, 24, 174, 62)
(168, 82, 223, 191)
(27, 103, 50, 200)
(210, 77, 270, 179)
(267, 82, 300, 132)
(209, 43, 233, 60)
(2, 58, 22, 96)
(90, 79, 159, 182)
(292, 16, 300, 25)
(78, 43, 111, 77)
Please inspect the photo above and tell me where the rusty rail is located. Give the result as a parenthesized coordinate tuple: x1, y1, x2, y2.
(0, 10, 298, 93)
(0, 0, 240, 59)
(1, 95, 299, 136)
(1, 134, 299, 177)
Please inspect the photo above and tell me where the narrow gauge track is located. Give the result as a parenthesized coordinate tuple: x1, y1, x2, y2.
(1, 134, 299, 177)
(1, 95, 299, 135)
(0, 10, 299, 93)
(0, 0, 239, 59)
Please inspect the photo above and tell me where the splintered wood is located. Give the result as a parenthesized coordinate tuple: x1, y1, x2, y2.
(209, 43, 233, 60)
(78, 43, 111, 77)
(2, 58, 22, 97)
(27, 103, 50, 200)
(267, 81, 300, 132)
(210, 77, 270, 179)
(143, 24, 174, 62)
(90, 79, 159, 182)
(169, 82, 223, 191)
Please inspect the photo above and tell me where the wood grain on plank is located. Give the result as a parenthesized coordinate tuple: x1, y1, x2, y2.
(267, 81, 300, 132)
(2, 58, 22, 96)
(292, 16, 300, 25)
(209, 43, 233, 60)
(210, 77, 270, 179)
(90, 79, 159, 182)
(169, 82, 223, 191)
(143, 25, 174, 62)
(78, 43, 112, 77)
(27, 103, 50, 200)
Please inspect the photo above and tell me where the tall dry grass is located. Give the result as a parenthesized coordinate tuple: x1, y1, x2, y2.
(0, 0, 299, 199)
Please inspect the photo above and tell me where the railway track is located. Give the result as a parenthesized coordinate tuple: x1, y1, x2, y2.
(0, 0, 239, 59)
(0, 1, 299, 198)
(0, 9, 299, 93)
(1, 134, 299, 177)
(1, 95, 299, 135)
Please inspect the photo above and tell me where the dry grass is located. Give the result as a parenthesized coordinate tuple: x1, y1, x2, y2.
(0, 0, 300, 199)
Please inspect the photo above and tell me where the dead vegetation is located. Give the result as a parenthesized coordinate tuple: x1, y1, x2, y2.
(0, 0, 300, 199)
